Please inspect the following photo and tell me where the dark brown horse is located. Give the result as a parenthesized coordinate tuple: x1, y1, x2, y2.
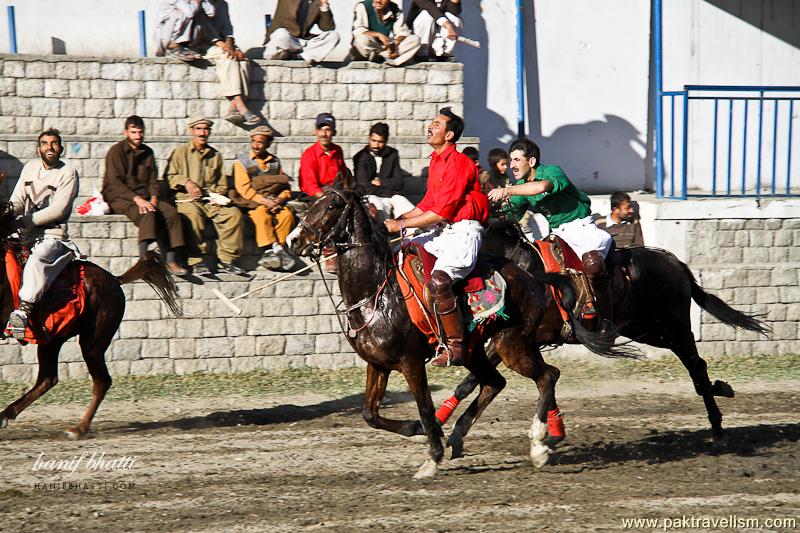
(443, 218, 769, 441)
(287, 189, 637, 478)
(0, 204, 182, 438)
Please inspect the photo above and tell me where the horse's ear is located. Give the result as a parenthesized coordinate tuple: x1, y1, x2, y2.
(340, 167, 356, 191)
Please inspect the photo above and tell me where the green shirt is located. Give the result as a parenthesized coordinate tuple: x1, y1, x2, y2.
(504, 165, 591, 229)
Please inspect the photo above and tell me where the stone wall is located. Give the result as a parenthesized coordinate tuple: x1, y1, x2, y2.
(0, 54, 472, 205)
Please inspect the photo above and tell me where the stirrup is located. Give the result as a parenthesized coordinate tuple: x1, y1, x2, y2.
(6, 310, 28, 341)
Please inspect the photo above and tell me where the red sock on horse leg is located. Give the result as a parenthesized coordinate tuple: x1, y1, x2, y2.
(547, 407, 565, 438)
(435, 396, 460, 424)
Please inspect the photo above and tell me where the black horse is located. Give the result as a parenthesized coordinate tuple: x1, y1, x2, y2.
(0, 203, 182, 438)
(444, 219, 769, 440)
(287, 189, 638, 478)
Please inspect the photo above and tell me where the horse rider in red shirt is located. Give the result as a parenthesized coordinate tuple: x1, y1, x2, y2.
(384, 107, 489, 367)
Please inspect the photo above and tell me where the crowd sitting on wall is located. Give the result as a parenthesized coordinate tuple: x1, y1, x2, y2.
(154, 0, 465, 129)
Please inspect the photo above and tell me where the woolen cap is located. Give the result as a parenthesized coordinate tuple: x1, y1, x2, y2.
(249, 125, 274, 138)
(187, 116, 213, 128)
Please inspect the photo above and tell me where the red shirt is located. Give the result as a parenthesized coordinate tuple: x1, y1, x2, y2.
(299, 142, 347, 196)
(417, 144, 489, 224)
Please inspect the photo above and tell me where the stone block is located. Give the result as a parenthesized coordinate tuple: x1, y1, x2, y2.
(30, 97, 61, 117)
(773, 230, 792, 246)
(230, 357, 264, 373)
(129, 360, 154, 376)
(306, 315, 334, 334)
(147, 320, 176, 339)
(248, 316, 304, 335)
(84, 99, 114, 118)
(309, 67, 337, 84)
(162, 64, 190, 81)
(115, 80, 143, 99)
(771, 267, 798, 286)
(297, 100, 333, 119)
(279, 84, 305, 101)
(269, 101, 297, 119)
(196, 337, 233, 358)
(448, 85, 464, 102)
(75, 118, 99, 135)
(423, 85, 448, 103)
(136, 99, 162, 118)
(233, 337, 255, 358)
(338, 68, 384, 84)
(141, 339, 169, 358)
(44, 79, 70, 98)
(56, 63, 78, 79)
(260, 299, 292, 317)
(266, 66, 293, 83)
(747, 270, 771, 287)
(161, 99, 187, 118)
(3, 60, 25, 78)
(743, 219, 764, 230)
(175, 318, 204, 338)
(255, 336, 285, 355)
(384, 68, 405, 83)
(315, 334, 341, 353)
(304, 84, 320, 101)
(113, 99, 137, 118)
(732, 287, 755, 305)
(359, 102, 386, 120)
(348, 84, 371, 102)
(206, 358, 232, 374)
(145, 81, 172, 99)
(15, 117, 43, 134)
(68, 79, 90, 98)
(16, 79, 44, 97)
(0, 78, 15, 96)
(742, 248, 769, 263)
(67, 362, 90, 379)
(172, 82, 199, 99)
(0, 345, 22, 365)
(397, 85, 422, 102)
(404, 69, 428, 84)
(779, 286, 800, 303)
(320, 84, 348, 101)
(132, 63, 163, 80)
(748, 231, 773, 247)
(274, 280, 314, 297)
(291, 68, 310, 83)
(284, 335, 315, 355)
(111, 339, 143, 361)
(754, 287, 779, 304)
(59, 99, 84, 118)
(169, 338, 196, 359)
(92, 238, 122, 256)
(100, 63, 133, 80)
(385, 102, 414, 120)
(174, 359, 208, 375)
(119, 320, 148, 339)
(395, 119, 426, 136)
(90, 79, 116, 98)
(428, 68, 462, 85)
(292, 297, 319, 316)
(1, 96, 30, 117)
(371, 84, 396, 102)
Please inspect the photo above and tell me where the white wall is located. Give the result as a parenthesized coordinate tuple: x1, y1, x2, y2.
(1, 1, 799, 193)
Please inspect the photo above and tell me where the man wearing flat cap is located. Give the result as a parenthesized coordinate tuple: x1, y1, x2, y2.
(166, 117, 248, 276)
(231, 125, 296, 271)
(299, 113, 348, 199)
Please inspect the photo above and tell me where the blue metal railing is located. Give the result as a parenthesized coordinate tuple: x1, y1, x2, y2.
(656, 85, 800, 199)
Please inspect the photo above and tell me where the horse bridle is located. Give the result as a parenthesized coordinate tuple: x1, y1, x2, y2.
(299, 189, 376, 256)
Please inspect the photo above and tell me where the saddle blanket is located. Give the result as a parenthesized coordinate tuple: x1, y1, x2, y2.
(3, 245, 86, 345)
(395, 244, 507, 346)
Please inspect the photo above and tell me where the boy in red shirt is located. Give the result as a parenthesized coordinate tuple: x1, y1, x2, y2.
(385, 107, 488, 366)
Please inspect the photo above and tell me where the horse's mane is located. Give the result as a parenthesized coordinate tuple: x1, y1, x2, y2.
(0, 201, 17, 241)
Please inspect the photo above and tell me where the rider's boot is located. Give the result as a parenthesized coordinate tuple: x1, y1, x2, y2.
(581, 251, 615, 337)
(6, 300, 34, 341)
(428, 271, 465, 367)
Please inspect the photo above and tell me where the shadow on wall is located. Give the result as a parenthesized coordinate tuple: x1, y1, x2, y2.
(706, 0, 800, 49)
(454, 0, 515, 154)
(521, 1, 646, 193)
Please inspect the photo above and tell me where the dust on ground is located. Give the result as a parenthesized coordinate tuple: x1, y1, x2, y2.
(0, 361, 798, 532)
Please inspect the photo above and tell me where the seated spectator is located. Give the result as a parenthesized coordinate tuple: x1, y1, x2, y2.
(353, 122, 415, 222)
(352, 0, 421, 67)
(263, 0, 340, 64)
(154, 0, 261, 126)
(462, 146, 491, 192)
(594, 191, 644, 248)
(407, 0, 462, 59)
(299, 113, 348, 199)
(102, 116, 187, 276)
(231, 126, 296, 271)
(486, 148, 510, 189)
(166, 117, 248, 277)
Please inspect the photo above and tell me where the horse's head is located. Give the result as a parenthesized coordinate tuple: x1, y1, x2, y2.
(287, 188, 357, 257)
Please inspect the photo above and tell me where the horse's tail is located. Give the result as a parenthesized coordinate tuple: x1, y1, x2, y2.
(533, 272, 641, 359)
(117, 251, 183, 318)
(680, 262, 769, 335)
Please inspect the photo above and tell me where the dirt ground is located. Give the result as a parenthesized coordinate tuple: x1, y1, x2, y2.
(0, 376, 798, 532)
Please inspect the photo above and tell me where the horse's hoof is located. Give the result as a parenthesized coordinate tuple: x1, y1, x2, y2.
(530, 443, 552, 468)
(412, 458, 438, 480)
(713, 380, 735, 398)
(446, 433, 464, 459)
(65, 428, 84, 440)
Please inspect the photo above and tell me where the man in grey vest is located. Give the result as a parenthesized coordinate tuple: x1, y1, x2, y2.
(6, 129, 80, 340)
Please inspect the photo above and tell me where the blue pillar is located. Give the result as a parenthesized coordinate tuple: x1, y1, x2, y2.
(138, 10, 147, 57)
(654, 0, 664, 197)
(7, 5, 17, 54)
(516, 0, 526, 138)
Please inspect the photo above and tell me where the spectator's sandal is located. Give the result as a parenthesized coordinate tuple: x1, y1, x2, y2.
(242, 112, 262, 126)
